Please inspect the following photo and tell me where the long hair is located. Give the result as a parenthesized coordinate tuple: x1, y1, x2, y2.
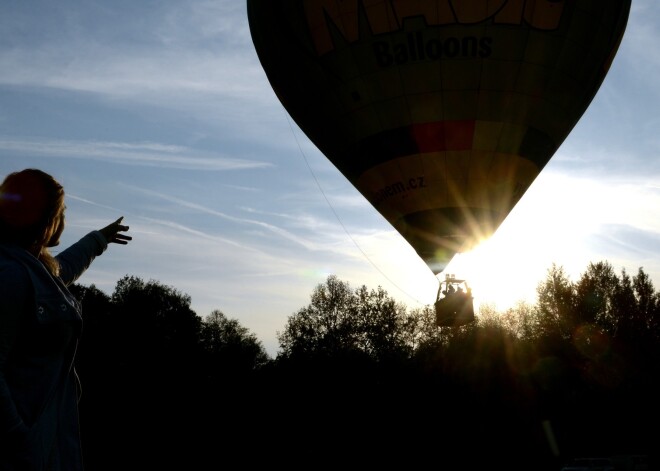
(0, 169, 65, 276)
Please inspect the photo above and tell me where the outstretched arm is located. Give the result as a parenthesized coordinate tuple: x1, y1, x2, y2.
(56, 217, 132, 285)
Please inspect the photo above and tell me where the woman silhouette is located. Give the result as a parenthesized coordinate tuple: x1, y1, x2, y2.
(0, 169, 131, 470)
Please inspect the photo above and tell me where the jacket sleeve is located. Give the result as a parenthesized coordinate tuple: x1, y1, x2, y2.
(0, 260, 31, 439)
(55, 231, 108, 286)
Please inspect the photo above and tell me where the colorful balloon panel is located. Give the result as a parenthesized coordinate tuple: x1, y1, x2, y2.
(248, 0, 631, 274)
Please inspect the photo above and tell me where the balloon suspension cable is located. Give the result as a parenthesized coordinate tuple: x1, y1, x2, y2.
(283, 111, 426, 305)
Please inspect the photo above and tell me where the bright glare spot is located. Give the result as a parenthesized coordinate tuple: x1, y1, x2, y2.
(444, 172, 607, 312)
(447, 236, 540, 311)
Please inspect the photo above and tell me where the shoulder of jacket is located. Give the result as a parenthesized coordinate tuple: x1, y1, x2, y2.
(0, 251, 33, 302)
(0, 246, 33, 278)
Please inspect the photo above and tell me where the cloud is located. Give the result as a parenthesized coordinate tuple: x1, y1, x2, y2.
(0, 136, 272, 171)
(587, 224, 660, 260)
(123, 184, 377, 258)
(0, 47, 268, 102)
(0, 0, 275, 119)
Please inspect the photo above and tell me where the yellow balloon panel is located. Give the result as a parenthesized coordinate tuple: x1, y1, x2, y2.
(247, 0, 631, 274)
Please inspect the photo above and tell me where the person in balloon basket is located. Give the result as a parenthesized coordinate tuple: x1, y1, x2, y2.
(0, 169, 131, 470)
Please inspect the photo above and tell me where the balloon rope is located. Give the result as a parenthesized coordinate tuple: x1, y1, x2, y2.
(283, 111, 427, 305)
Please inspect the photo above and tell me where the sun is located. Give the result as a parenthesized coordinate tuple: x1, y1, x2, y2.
(445, 236, 539, 311)
(443, 174, 601, 312)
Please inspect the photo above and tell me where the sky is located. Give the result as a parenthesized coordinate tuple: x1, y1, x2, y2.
(1, 1, 659, 357)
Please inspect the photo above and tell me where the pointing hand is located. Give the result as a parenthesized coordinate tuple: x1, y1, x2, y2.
(99, 217, 132, 245)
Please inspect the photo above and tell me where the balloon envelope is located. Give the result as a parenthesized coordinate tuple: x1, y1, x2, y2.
(248, 0, 631, 274)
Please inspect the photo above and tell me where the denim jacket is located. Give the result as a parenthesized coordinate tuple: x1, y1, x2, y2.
(0, 231, 107, 471)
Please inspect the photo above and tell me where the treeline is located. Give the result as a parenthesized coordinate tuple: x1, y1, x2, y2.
(73, 262, 660, 470)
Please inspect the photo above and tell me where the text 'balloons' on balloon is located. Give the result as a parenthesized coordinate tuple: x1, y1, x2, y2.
(247, 0, 632, 275)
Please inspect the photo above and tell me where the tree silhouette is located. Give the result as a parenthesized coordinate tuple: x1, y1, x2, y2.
(199, 309, 269, 377)
(513, 262, 660, 461)
(73, 276, 270, 469)
(277, 274, 414, 363)
(535, 263, 577, 342)
(66, 263, 659, 470)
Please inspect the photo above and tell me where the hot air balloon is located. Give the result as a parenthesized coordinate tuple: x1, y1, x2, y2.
(247, 0, 631, 325)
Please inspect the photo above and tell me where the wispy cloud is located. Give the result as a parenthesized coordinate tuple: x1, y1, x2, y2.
(589, 224, 660, 259)
(0, 2, 272, 109)
(125, 185, 358, 254)
(0, 137, 272, 170)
